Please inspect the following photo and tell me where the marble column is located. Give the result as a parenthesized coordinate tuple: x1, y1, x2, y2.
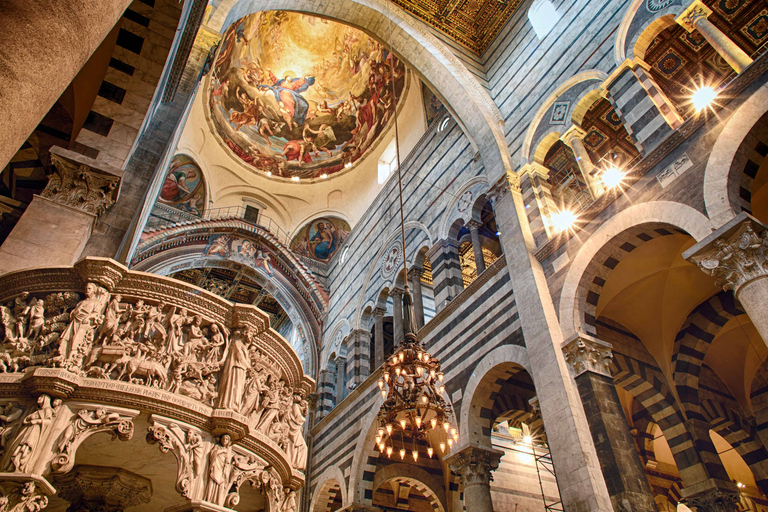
(467, 220, 487, 275)
(373, 307, 386, 368)
(426, 240, 463, 312)
(446, 445, 503, 512)
(390, 288, 405, 347)
(0, 147, 121, 274)
(683, 213, 768, 346)
(0, 0, 132, 169)
(487, 171, 613, 511)
(677, 1, 753, 74)
(563, 334, 659, 512)
(335, 357, 347, 404)
(348, 329, 372, 386)
(561, 127, 602, 199)
(318, 369, 335, 416)
(407, 268, 425, 330)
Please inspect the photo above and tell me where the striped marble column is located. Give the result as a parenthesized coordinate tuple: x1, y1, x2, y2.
(426, 240, 463, 313)
(519, 163, 558, 248)
(346, 329, 372, 387)
(318, 368, 335, 417)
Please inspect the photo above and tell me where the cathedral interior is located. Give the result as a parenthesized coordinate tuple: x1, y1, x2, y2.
(1, 0, 768, 510)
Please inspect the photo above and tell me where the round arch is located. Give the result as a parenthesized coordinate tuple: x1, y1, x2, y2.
(372, 464, 447, 512)
(439, 176, 489, 239)
(614, 0, 682, 64)
(458, 344, 531, 446)
(558, 201, 714, 340)
(207, 0, 512, 184)
(704, 81, 768, 228)
(310, 466, 347, 512)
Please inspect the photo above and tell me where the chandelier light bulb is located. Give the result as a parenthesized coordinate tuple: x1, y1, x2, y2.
(399, 449, 406, 460)
(448, 438, 453, 448)
(381, 390, 386, 399)
(400, 419, 407, 429)
(416, 366, 423, 376)
(412, 450, 418, 461)
(453, 433, 458, 442)
(399, 352, 404, 362)
(378, 428, 384, 437)
(378, 379, 384, 389)
(395, 367, 401, 376)
(443, 422, 450, 432)
(383, 373, 390, 381)
(379, 443, 385, 451)
(438, 373, 444, 382)
(375, 435, 382, 444)
(386, 424, 393, 435)
(421, 395, 428, 403)
(430, 418, 437, 429)
(428, 447, 434, 458)
(429, 370, 436, 379)
(386, 446, 393, 457)
(439, 442, 446, 452)
(415, 417, 422, 428)
(439, 385, 445, 393)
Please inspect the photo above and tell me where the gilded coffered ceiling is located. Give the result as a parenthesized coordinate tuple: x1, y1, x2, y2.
(391, 0, 525, 54)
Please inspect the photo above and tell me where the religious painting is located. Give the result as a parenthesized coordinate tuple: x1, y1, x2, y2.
(209, 11, 407, 180)
(158, 154, 206, 215)
(204, 234, 274, 277)
(290, 217, 351, 263)
(422, 81, 445, 126)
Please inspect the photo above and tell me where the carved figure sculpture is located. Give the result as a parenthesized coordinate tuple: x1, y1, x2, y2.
(6, 395, 57, 472)
(216, 330, 251, 411)
(0, 403, 22, 457)
(205, 434, 234, 505)
(282, 488, 297, 512)
(57, 283, 108, 370)
(285, 395, 308, 469)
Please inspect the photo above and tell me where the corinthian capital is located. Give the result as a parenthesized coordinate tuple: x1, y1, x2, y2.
(562, 334, 613, 378)
(43, 147, 121, 217)
(676, 0, 713, 32)
(445, 445, 503, 487)
(683, 213, 768, 297)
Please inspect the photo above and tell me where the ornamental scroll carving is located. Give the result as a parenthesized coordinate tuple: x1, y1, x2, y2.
(0, 260, 311, 473)
(687, 221, 768, 295)
(562, 336, 613, 378)
(0, 480, 49, 512)
(43, 153, 120, 217)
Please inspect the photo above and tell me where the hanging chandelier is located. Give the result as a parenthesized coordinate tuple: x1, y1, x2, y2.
(372, 1, 458, 462)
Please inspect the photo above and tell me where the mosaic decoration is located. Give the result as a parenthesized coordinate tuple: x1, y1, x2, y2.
(717, 0, 747, 17)
(655, 49, 686, 77)
(422, 81, 445, 126)
(290, 217, 351, 263)
(158, 154, 206, 216)
(646, 0, 677, 12)
(550, 100, 571, 126)
(204, 234, 275, 277)
(584, 129, 607, 150)
(380, 240, 403, 280)
(391, 0, 525, 54)
(209, 12, 407, 180)
(742, 10, 768, 43)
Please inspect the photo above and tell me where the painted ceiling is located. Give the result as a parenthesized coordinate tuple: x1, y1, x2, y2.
(391, 0, 525, 54)
(209, 11, 407, 181)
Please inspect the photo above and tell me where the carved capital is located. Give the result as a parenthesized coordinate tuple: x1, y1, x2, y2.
(488, 171, 520, 204)
(445, 445, 503, 487)
(44, 150, 121, 217)
(676, 0, 713, 32)
(683, 487, 739, 512)
(562, 334, 614, 378)
(389, 287, 405, 298)
(561, 125, 587, 146)
(372, 307, 387, 320)
(54, 465, 152, 511)
(683, 213, 768, 297)
(407, 267, 424, 281)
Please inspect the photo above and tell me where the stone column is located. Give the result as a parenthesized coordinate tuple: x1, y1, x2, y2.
(0, 147, 121, 274)
(467, 220, 487, 275)
(335, 357, 347, 404)
(348, 329, 372, 386)
(390, 287, 405, 347)
(426, 240, 463, 313)
(318, 369, 335, 417)
(407, 268, 425, 330)
(677, 1, 753, 73)
(487, 172, 613, 511)
(563, 334, 660, 512)
(373, 307, 386, 368)
(446, 445, 503, 512)
(519, 163, 559, 248)
(683, 213, 768, 346)
(561, 127, 602, 199)
(0, 0, 132, 168)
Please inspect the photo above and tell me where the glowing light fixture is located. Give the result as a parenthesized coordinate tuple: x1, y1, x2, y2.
(321, 173, 328, 179)
(601, 166, 624, 189)
(551, 209, 578, 232)
(523, 435, 533, 445)
(692, 86, 717, 111)
(291, 176, 300, 182)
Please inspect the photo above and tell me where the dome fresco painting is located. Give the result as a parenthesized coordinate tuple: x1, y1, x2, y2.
(209, 11, 407, 180)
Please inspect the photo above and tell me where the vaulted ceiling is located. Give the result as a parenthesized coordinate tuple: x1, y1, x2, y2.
(392, 0, 524, 54)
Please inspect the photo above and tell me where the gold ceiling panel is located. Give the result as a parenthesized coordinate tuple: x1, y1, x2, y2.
(391, 0, 525, 54)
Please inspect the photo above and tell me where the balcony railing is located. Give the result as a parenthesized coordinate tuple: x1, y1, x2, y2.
(146, 203, 291, 246)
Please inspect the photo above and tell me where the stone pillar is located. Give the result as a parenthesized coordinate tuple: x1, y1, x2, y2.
(562, 127, 602, 199)
(0, 147, 121, 274)
(563, 334, 660, 512)
(55, 465, 153, 511)
(487, 172, 613, 511)
(467, 220, 487, 275)
(0, 0, 132, 168)
(348, 329, 372, 386)
(677, 1, 753, 73)
(318, 369, 335, 417)
(426, 240, 463, 313)
(407, 268, 425, 330)
(603, 62, 677, 156)
(373, 307, 386, 368)
(519, 163, 558, 248)
(446, 445, 503, 512)
(683, 213, 768, 346)
(390, 287, 405, 347)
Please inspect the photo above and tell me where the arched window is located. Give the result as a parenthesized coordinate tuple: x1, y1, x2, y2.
(528, 0, 560, 39)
